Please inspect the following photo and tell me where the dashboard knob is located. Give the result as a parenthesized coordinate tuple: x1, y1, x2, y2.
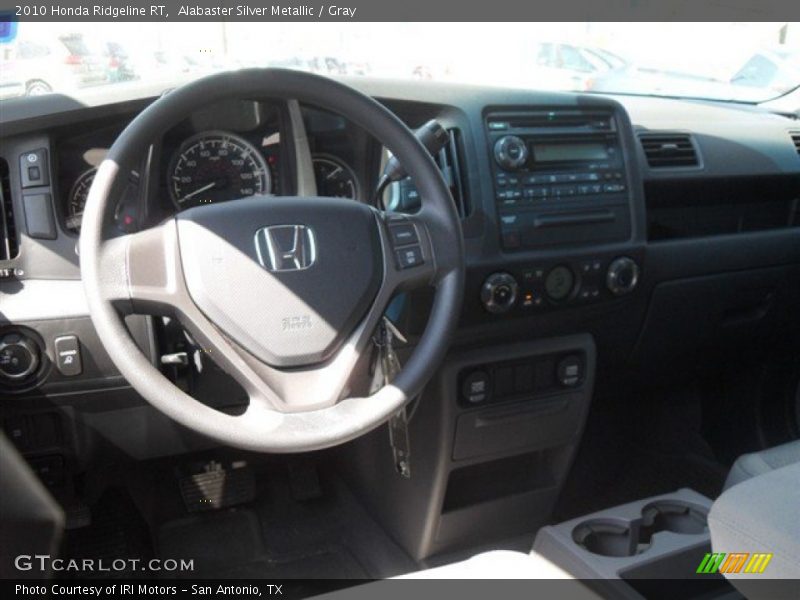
(0, 332, 40, 382)
(493, 136, 529, 170)
(545, 265, 576, 301)
(606, 257, 640, 296)
(481, 272, 519, 314)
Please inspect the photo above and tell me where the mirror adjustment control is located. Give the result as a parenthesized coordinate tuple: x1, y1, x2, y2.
(19, 149, 50, 188)
(481, 272, 519, 314)
(0, 333, 40, 381)
(54, 335, 82, 377)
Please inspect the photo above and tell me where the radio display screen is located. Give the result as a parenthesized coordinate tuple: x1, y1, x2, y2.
(531, 142, 609, 162)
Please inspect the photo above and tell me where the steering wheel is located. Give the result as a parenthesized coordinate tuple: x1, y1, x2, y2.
(79, 69, 465, 453)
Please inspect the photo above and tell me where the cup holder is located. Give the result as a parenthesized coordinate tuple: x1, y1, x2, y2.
(640, 500, 708, 535)
(572, 501, 709, 557)
(573, 519, 642, 557)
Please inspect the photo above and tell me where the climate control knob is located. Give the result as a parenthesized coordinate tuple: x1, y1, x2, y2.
(493, 135, 529, 170)
(481, 272, 519, 314)
(606, 257, 640, 296)
(0, 332, 40, 382)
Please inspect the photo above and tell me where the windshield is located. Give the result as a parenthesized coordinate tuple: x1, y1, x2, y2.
(1, 22, 798, 104)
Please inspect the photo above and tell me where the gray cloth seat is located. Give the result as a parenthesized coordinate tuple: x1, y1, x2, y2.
(724, 439, 800, 490)
(391, 550, 601, 598)
(396, 550, 576, 579)
(709, 461, 800, 593)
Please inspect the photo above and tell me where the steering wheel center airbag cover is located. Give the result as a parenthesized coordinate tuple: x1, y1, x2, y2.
(176, 196, 383, 367)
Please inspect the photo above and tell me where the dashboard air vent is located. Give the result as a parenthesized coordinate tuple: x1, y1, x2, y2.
(0, 158, 19, 261)
(434, 128, 469, 217)
(790, 131, 800, 155)
(638, 133, 700, 168)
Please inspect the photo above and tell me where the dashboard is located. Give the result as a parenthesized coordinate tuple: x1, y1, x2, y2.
(0, 76, 798, 565)
(1, 77, 799, 402)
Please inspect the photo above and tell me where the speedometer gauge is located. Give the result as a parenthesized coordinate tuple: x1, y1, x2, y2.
(66, 168, 97, 232)
(312, 155, 360, 201)
(168, 131, 271, 209)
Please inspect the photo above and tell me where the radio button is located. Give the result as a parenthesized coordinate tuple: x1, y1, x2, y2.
(494, 135, 528, 170)
(524, 186, 549, 198)
(553, 185, 577, 197)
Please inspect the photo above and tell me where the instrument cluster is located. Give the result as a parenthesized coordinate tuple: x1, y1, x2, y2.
(57, 100, 368, 235)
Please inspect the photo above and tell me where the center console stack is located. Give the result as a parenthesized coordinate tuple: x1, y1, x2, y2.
(474, 106, 643, 319)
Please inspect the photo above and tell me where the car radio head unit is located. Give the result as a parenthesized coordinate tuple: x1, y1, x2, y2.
(486, 109, 632, 251)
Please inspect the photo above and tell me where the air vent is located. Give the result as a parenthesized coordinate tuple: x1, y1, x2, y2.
(434, 128, 470, 217)
(0, 158, 19, 261)
(790, 131, 800, 155)
(638, 133, 700, 168)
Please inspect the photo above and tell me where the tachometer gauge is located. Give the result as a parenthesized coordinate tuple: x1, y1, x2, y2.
(66, 168, 97, 232)
(312, 154, 360, 201)
(169, 131, 271, 209)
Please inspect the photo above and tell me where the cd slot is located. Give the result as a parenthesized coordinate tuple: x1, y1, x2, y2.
(533, 210, 615, 229)
(501, 206, 630, 250)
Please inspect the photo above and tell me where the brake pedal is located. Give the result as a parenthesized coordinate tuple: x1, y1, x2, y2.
(178, 460, 256, 513)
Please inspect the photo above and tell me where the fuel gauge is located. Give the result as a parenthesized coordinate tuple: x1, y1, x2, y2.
(312, 154, 360, 201)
